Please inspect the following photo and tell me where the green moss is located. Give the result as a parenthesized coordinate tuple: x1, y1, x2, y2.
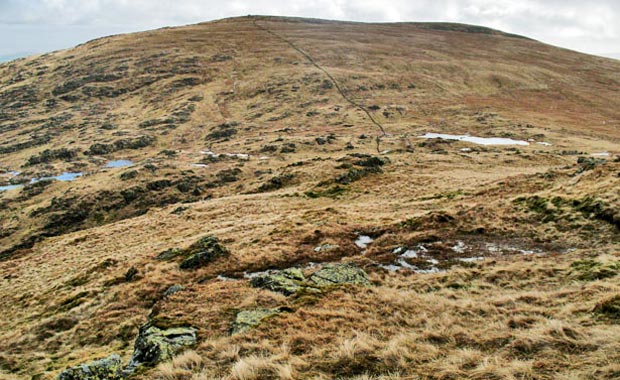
(155, 248, 182, 261)
(570, 259, 620, 281)
(420, 189, 467, 201)
(335, 167, 382, 185)
(594, 295, 620, 320)
(305, 185, 347, 199)
(445, 282, 471, 290)
(65, 273, 90, 287)
(231, 308, 281, 334)
(514, 195, 619, 229)
(293, 287, 324, 306)
(573, 197, 619, 229)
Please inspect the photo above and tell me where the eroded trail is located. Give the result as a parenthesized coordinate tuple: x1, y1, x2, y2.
(252, 18, 388, 138)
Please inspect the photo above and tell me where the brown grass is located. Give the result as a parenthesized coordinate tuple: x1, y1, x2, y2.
(1, 15, 620, 380)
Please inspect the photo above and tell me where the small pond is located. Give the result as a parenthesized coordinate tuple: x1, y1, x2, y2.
(106, 160, 133, 168)
(1, 172, 83, 192)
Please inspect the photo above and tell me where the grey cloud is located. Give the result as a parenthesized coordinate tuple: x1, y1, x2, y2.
(0, 0, 618, 58)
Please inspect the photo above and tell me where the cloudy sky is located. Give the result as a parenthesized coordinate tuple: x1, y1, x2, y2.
(1, 0, 619, 62)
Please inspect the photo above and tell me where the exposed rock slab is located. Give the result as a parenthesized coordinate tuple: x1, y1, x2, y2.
(249, 268, 306, 295)
(250, 263, 370, 295)
(308, 263, 371, 287)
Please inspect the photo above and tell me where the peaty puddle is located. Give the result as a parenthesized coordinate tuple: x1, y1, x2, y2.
(379, 238, 553, 274)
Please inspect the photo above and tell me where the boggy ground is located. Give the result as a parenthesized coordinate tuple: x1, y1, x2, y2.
(1, 15, 620, 380)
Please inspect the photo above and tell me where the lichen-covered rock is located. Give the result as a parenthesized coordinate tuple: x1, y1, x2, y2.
(249, 268, 306, 295)
(308, 263, 370, 287)
(231, 308, 281, 334)
(179, 235, 229, 269)
(58, 354, 122, 380)
(126, 324, 197, 372)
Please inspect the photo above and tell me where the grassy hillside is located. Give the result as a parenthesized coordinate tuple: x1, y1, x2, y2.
(1, 16, 619, 380)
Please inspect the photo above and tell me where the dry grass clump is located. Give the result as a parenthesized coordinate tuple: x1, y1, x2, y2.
(230, 355, 294, 380)
(139, 243, 620, 380)
(156, 351, 206, 380)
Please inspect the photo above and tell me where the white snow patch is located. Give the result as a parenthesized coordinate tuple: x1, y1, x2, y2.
(420, 133, 529, 146)
(355, 235, 374, 249)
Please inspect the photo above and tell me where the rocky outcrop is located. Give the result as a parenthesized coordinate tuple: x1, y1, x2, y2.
(57, 354, 122, 380)
(179, 235, 229, 269)
(249, 268, 307, 295)
(125, 324, 197, 372)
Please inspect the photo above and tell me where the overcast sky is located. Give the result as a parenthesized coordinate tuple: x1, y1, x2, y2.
(1, 0, 619, 62)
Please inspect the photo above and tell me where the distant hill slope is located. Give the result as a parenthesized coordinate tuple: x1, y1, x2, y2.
(1, 16, 620, 380)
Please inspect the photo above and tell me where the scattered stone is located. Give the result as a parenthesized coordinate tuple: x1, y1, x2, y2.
(164, 285, 185, 297)
(308, 263, 370, 287)
(124, 267, 138, 282)
(58, 354, 122, 380)
(314, 244, 339, 252)
(280, 143, 296, 153)
(231, 308, 282, 334)
(250, 268, 307, 296)
(179, 235, 229, 269)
